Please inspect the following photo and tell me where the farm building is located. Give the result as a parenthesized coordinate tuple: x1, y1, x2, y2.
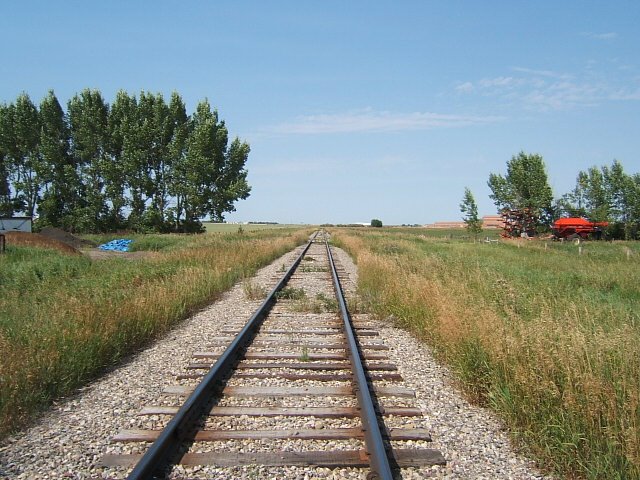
(0, 217, 32, 233)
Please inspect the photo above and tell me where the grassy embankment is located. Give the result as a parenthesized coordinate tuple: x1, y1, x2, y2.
(332, 228, 639, 480)
(0, 228, 310, 437)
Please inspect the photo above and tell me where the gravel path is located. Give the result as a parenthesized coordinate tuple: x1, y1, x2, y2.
(0, 242, 551, 479)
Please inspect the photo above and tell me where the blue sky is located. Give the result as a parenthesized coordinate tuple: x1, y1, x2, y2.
(1, 1, 639, 224)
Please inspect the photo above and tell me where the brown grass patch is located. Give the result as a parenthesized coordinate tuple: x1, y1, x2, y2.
(4, 232, 81, 255)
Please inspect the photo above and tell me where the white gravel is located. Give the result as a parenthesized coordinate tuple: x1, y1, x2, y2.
(0, 239, 552, 479)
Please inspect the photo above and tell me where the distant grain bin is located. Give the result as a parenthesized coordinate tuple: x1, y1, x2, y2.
(0, 217, 32, 233)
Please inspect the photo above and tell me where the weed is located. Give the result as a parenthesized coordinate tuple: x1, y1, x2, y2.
(276, 286, 306, 300)
(298, 345, 310, 362)
(243, 280, 267, 300)
(316, 293, 339, 313)
(300, 265, 328, 273)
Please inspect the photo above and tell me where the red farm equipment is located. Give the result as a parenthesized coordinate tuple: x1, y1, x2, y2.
(552, 217, 608, 240)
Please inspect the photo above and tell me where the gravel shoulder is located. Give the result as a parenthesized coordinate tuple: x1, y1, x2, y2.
(0, 244, 551, 479)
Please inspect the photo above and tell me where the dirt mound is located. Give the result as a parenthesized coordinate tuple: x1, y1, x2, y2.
(39, 227, 96, 249)
(4, 231, 81, 255)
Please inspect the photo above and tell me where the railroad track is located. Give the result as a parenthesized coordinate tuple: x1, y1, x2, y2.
(101, 232, 445, 478)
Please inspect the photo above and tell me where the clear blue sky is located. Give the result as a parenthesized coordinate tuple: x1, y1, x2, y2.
(1, 1, 639, 224)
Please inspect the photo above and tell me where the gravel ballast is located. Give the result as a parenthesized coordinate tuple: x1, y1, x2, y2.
(0, 242, 550, 479)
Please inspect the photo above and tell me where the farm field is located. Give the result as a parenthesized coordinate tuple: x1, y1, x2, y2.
(203, 222, 307, 233)
(331, 228, 640, 480)
(0, 227, 311, 437)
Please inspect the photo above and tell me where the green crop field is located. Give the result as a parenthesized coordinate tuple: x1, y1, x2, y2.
(332, 227, 640, 480)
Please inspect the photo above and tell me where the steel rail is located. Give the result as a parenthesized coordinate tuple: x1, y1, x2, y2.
(127, 233, 318, 480)
(325, 241, 394, 480)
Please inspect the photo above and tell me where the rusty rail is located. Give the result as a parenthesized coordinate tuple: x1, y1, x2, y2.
(326, 241, 394, 480)
(126, 233, 317, 480)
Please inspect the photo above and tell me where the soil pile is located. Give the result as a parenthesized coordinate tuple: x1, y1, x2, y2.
(4, 231, 81, 255)
(39, 227, 96, 249)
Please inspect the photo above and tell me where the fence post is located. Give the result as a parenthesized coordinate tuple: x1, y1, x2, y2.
(0, 234, 5, 253)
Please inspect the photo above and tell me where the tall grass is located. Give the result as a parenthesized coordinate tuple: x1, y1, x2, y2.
(0, 228, 310, 436)
(333, 229, 640, 479)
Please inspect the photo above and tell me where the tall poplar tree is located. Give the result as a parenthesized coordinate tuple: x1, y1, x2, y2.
(38, 90, 77, 228)
(177, 99, 250, 232)
(11, 93, 42, 217)
(104, 90, 133, 228)
(166, 92, 190, 232)
(68, 89, 110, 231)
(0, 103, 15, 215)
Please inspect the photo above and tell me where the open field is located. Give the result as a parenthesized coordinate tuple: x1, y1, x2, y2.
(0, 227, 311, 437)
(203, 222, 308, 233)
(332, 228, 640, 480)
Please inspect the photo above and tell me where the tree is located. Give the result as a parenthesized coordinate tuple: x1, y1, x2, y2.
(105, 90, 135, 229)
(370, 219, 383, 227)
(68, 89, 110, 231)
(10, 93, 42, 217)
(166, 92, 190, 232)
(1, 89, 251, 233)
(460, 187, 482, 239)
(488, 151, 554, 230)
(0, 103, 15, 215)
(173, 99, 250, 232)
(37, 90, 77, 229)
(560, 160, 640, 239)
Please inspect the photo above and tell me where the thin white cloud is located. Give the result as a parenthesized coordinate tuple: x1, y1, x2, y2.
(265, 109, 503, 134)
(583, 31, 618, 40)
(456, 63, 640, 111)
(479, 76, 517, 88)
(511, 67, 571, 80)
(455, 81, 474, 93)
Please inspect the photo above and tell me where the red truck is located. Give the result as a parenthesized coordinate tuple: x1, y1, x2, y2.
(552, 217, 608, 240)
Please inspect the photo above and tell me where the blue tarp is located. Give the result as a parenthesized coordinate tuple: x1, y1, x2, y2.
(98, 239, 133, 252)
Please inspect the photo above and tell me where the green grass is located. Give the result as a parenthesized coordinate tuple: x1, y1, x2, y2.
(333, 228, 640, 480)
(0, 228, 311, 437)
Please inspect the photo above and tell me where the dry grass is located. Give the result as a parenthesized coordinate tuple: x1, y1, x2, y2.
(0, 228, 311, 436)
(4, 231, 81, 255)
(333, 229, 640, 480)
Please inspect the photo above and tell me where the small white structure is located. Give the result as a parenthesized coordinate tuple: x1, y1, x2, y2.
(0, 217, 32, 233)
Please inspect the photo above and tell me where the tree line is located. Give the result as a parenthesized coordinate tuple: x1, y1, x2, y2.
(0, 89, 250, 233)
(461, 152, 640, 240)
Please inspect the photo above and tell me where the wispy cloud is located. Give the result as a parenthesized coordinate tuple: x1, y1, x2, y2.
(265, 109, 503, 135)
(455, 81, 474, 93)
(583, 31, 618, 40)
(455, 63, 640, 111)
(511, 67, 572, 80)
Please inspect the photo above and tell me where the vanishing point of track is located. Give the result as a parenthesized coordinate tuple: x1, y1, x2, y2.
(101, 232, 445, 478)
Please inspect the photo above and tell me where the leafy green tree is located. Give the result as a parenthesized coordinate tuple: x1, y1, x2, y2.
(9, 93, 42, 217)
(175, 99, 250, 232)
(0, 103, 16, 215)
(68, 89, 110, 231)
(561, 160, 639, 239)
(370, 219, 383, 227)
(488, 151, 554, 229)
(460, 187, 482, 239)
(166, 92, 190, 232)
(37, 90, 78, 228)
(105, 90, 135, 229)
(1, 89, 251, 233)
